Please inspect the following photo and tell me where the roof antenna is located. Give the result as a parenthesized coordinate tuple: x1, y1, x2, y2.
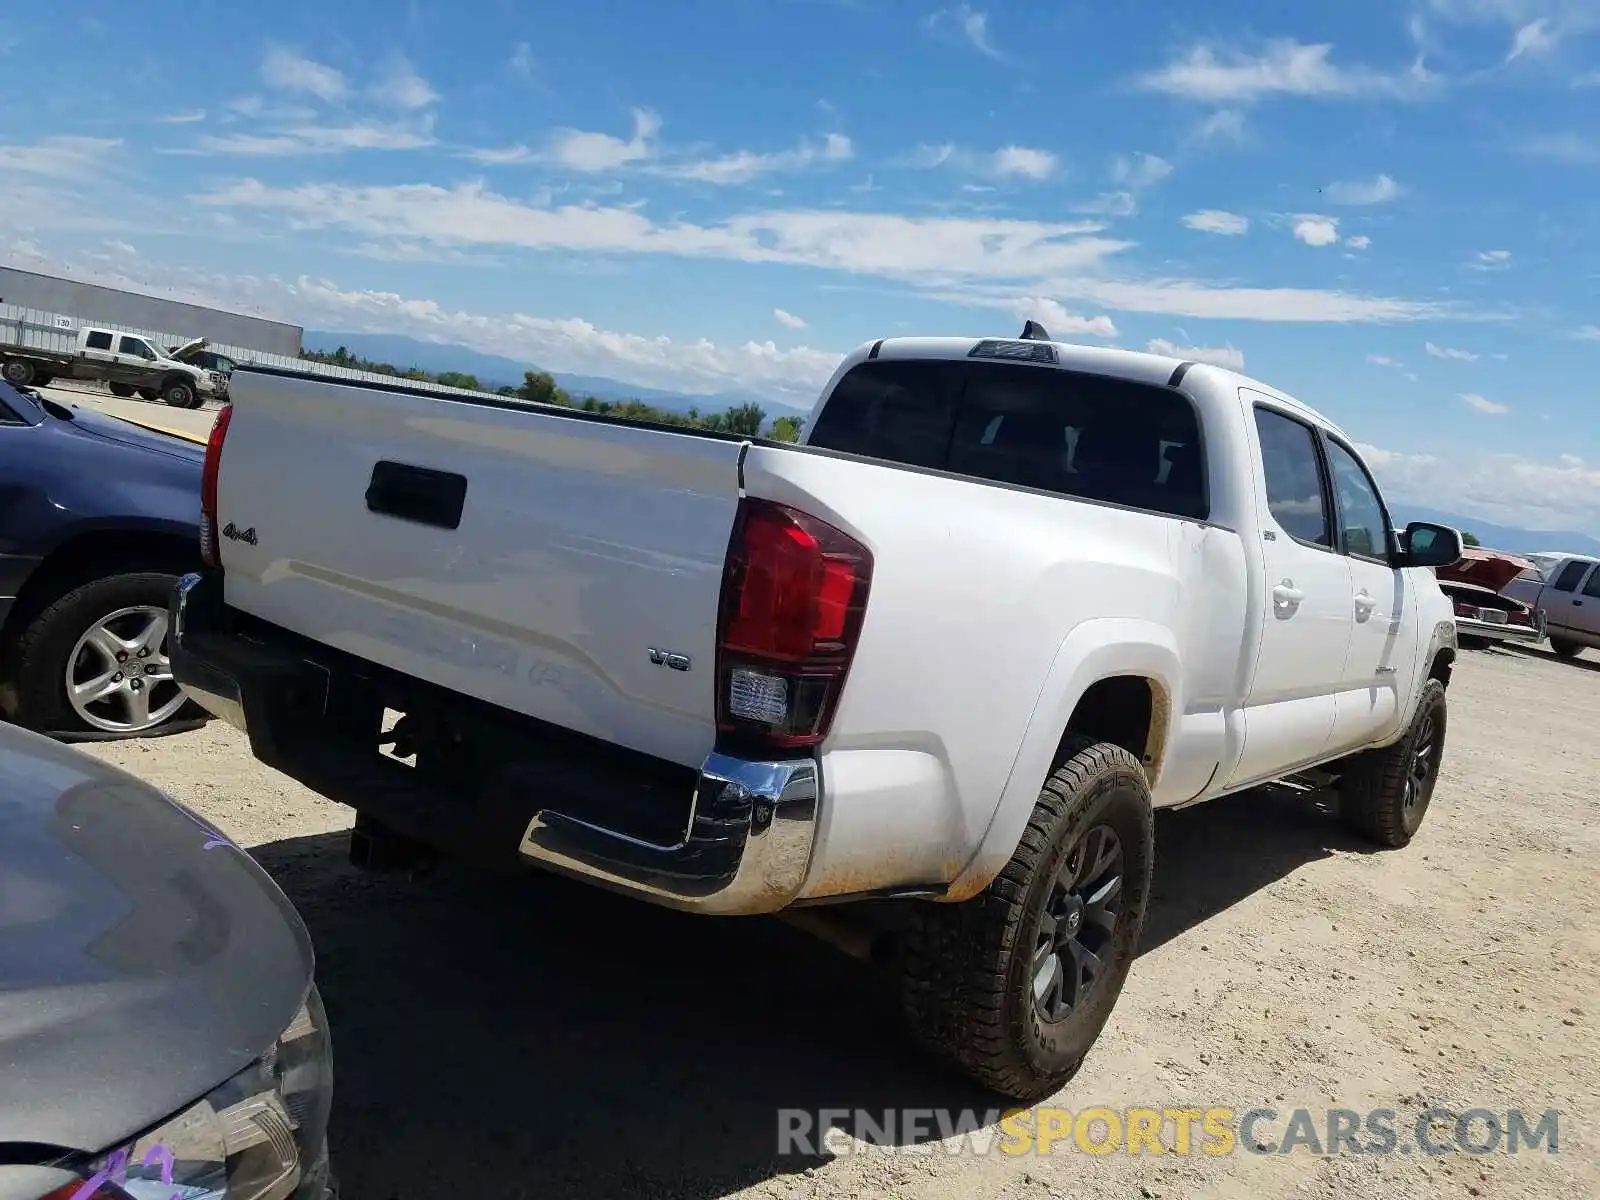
(1019, 319, 1052, 342)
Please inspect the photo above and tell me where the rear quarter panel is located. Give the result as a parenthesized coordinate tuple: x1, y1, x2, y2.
(742, 444, 1239, 902)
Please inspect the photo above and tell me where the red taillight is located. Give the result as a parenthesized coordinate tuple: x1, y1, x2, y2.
(1454, 602, 1477, 618)
(1508, 608, 1532, 626)
(198, 403, 233, 567)
(715, 499, 872, 751)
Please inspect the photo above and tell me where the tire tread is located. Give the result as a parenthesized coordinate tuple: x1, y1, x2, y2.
(899, 735, 1153, 1100)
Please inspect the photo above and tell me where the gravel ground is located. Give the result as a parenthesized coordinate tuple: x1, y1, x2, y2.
(80, 643, 1599, 1200)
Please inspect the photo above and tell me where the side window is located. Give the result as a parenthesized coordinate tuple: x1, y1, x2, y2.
(1325, 439, 1392, 562)
(118, 336, 154, 359)
(1581, 567, 1600, 600)
(1552, 561, 1590, 592)
(1253, 407, 1332, 547)
(85, 330, 113, 351)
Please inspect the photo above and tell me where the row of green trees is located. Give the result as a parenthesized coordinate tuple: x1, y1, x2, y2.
(301, 347, 805, 442)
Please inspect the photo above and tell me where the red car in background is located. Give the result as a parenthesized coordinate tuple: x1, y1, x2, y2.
(1435, 547, 1547, 650)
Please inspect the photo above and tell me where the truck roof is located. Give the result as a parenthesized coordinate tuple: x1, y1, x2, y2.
(861, 334, 1352, 442)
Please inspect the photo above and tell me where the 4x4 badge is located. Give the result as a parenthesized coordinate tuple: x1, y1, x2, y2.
(221, 522, 258, 546)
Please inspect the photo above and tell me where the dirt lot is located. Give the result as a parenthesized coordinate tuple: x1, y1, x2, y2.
(81, 644, 1598, 1200)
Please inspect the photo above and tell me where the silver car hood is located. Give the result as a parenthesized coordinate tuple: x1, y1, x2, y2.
(0, 723, 313, 1153)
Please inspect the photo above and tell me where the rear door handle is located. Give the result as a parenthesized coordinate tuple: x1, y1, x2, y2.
(1354, 591, 1377, 615)
(1272, 581, 1304, 605)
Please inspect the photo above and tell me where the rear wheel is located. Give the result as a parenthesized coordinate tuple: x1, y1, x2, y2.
(1339, 679, 1447, 847)
(3, 571, 204, 738)
(108, 382, 135, 398)
(898, 736, 1153, 1102)
(2, 359, 36, 386)
(1550, 637, 1583, 660)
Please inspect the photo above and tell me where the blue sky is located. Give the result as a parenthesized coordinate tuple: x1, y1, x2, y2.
(3, 0, 1600, 531)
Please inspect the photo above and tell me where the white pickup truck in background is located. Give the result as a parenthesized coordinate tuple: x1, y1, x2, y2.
(170, 325, 1463, 1101)
(0, 323, 221, 408)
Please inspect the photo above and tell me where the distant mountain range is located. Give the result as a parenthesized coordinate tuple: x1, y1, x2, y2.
(1395, 506, 1600, 557)
(303, 330, 811, 423)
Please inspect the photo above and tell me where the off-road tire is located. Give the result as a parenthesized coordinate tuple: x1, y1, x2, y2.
(1339, 678, 1447, 848)
(2, 359, 35, 386)
(162, 379, 195, 408)
(2, 571, 204, 738)
(898, 735, 1154, 1102)
(1550, 637, 1583, 660)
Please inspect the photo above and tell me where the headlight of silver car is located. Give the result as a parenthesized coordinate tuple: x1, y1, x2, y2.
(43, 985, 334, 1200)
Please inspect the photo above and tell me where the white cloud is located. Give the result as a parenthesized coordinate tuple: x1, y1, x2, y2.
(1194, 109, 1249, 143)
(1572, 324, 1600, 340)
(1112, 152, 1174, 189)
(1147, 337, 1245, 370)
(1461, 392, 1509, 414)
(464, 144, 535, 165)
(545, 108, 660, 171)
(1367, 354, 1403, 366)
(1009, 298, 1118, 337)
(369, 58, 439, 110)
(0, 135, 120, 179)
(1079, 192, 1138, 217)
(663, 133, 853, 185)
(1561, 453, 1585, 466)
(199, 179, 1460, 325)
(1345, 234, 1372, 249)
(104, 239, 137, 256)
(1324, 174, 1402, 205)
(925, 5, 1003, 60)
(1519, 133, 1600, 164)
(1359, 440, 1600, 533)
(1135, 39, 1426, 103)
(1292, 215, 1341, 246)
(1471, 248, 1512, 269)
(1426, 341, 1479, 360)
(510, 42, 537, 82)
(185, 118, 435, 156)
(773, 307, 808, 329)
(1183, 209, 1249, 235)
(261, 45, 348, 103)
(157, 110, 207, 125)
(900, 142, 1058, 180)
(990, 145, 1058, 179)
(1506, 18, 1559, 60)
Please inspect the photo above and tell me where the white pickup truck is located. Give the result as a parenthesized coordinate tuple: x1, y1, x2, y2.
(0, 324, 221, 408)
(170, 326, 1463, 1101)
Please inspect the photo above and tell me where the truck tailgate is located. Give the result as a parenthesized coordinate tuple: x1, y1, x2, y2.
(215, 372, 747, 769)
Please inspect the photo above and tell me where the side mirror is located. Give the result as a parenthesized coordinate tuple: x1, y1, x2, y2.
(1402, 521, 1463, 569)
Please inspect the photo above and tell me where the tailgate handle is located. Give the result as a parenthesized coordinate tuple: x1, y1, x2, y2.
(365, 461, 468, 530)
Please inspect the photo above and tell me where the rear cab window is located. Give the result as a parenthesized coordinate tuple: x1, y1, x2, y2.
(806, 357, 1208, 520)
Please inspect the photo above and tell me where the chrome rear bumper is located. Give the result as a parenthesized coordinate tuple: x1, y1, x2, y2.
(170, 572, 819, 916)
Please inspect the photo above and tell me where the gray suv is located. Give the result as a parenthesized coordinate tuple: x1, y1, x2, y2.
(0, 720, 334, 1200)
